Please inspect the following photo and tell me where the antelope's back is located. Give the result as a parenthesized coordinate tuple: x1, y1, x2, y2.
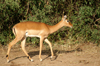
(13, 21, 48, 30)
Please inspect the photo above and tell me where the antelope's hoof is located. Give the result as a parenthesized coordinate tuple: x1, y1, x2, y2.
(50, 56, 53, 58)
(7, 60, 10, 63)
(31, 59, 33, 62)
(40, 59, 42, 61)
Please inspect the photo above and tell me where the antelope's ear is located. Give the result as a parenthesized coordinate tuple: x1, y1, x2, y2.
(62, 15, 67, 21)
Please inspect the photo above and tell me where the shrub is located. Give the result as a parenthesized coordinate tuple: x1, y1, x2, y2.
(0, 0, 100, 46)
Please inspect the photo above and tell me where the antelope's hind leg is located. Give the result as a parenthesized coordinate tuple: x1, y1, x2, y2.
(6, 36, 23, 63)
(21, 37, 33, 62)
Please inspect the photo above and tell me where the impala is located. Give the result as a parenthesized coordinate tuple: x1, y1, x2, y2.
(6, 15, 73, 62)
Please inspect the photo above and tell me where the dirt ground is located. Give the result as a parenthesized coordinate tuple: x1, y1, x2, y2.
(0, 43, 100, 66)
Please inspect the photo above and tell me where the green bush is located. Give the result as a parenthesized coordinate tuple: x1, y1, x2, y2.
(0, 0, 100, 46)
(69, 5, 100, 44)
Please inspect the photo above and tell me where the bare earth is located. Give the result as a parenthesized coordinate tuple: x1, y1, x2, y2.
(0, 43, 100, 66)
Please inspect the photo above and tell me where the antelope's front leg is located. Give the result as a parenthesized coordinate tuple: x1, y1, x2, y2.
(44, 38, 54, 58)
(39, 37, 44, 61)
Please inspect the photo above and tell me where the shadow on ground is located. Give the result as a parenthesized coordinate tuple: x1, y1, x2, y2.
(9, 47, 82, 62)
(28, 47, 82, 61)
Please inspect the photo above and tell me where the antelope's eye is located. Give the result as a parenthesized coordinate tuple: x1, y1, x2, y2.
(67, 20, 69, 22)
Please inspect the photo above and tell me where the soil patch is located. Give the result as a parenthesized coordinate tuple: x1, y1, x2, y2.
(0, 43, 100, 66)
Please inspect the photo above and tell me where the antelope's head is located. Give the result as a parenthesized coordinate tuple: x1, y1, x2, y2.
(62, 15, 73, 28)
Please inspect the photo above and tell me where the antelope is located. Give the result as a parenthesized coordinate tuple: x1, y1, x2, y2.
(6, 15, 73, 62)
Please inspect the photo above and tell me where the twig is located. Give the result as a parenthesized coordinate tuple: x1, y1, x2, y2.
(94, 18, 100, 22)
(26, 1, 30, 19)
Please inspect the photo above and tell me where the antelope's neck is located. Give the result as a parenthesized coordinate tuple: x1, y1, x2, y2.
(48, 21, 64, 34)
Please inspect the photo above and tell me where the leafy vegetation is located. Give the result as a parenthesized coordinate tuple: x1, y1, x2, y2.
(0, 0, 100, 46)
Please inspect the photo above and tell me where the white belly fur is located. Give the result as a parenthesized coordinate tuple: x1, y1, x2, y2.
(25, 32, 40, 38)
